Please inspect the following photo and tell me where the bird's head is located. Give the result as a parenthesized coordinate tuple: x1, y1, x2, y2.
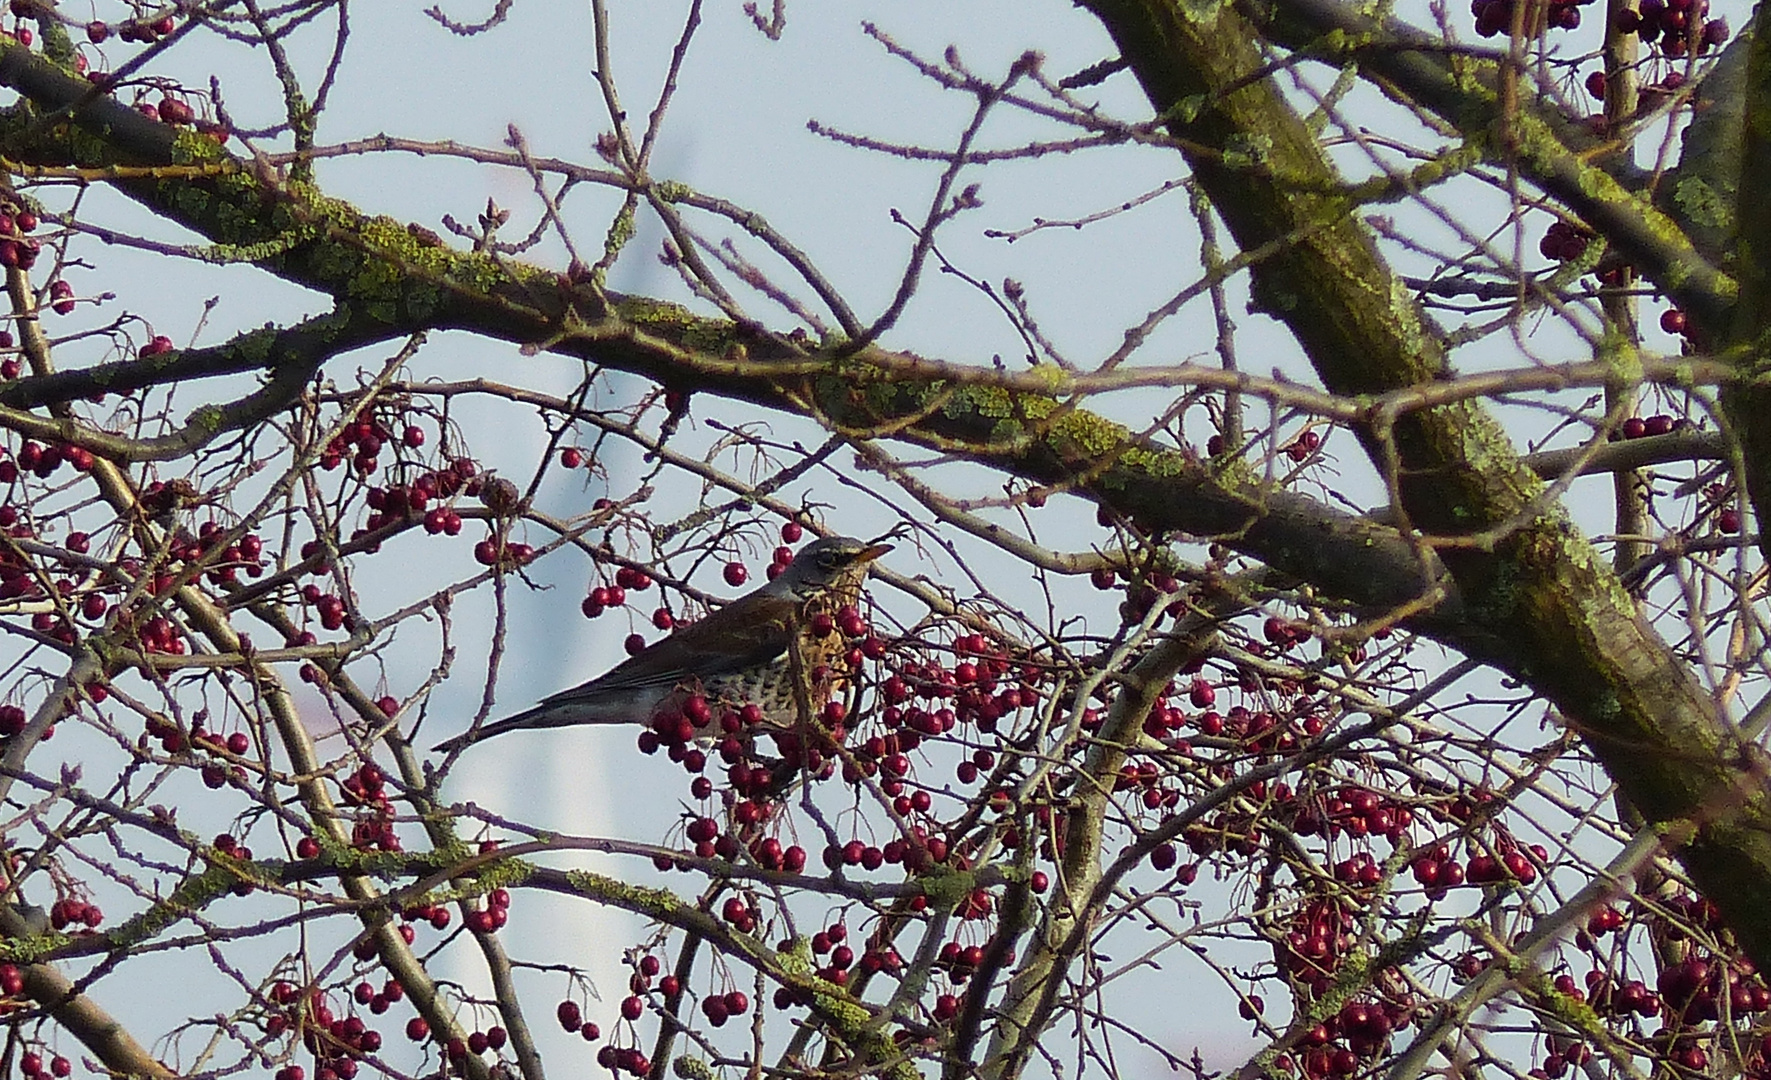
(770, 535, 892, 600)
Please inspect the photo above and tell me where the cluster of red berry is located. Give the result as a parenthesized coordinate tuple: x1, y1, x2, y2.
(1619, 0, 1727, 56)
(1541, 219, 1593, 261)
(1471, 0, 1595, 37)
(0, 439, 96, 486)
(581, 561, 650, 619)
(47, 893, 102, 931)
(0, 703, 27, 737)
(84, 11, 176, 43)
(0, 201, 41, 273)
(5, 1049, 71, 1080)
(191, 725, 251, 790)
(1619, 412, 1687, 439)
(261, 983, 383, 1080)
(591, 1044, 649, 1078)
(320, 414, 428, 476)
(129, 93, 186, 123)
(339, 763, 401, 854)
(1276, 993, 1417, 1077)
(552, 997, 599, 1039)
(303, 454, 480, 574)
(208, 834, 259, 896)
(1277, 898, 1364, 1000)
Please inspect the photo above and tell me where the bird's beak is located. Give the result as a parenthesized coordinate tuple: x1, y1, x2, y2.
(856, 542, 893, 564)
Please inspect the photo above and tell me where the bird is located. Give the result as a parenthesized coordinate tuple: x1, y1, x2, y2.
(433, 535, 892, 753)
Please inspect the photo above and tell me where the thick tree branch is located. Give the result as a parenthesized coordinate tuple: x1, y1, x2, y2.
(1080, 0, 1771, 986)
(1724, 11, 1771, 567)
(0, 307, 397, 408)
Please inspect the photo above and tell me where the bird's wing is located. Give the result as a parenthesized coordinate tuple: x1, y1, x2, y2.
(535, 591, 796, 707)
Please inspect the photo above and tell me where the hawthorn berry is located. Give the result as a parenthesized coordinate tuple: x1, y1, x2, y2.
(556, 999, 582, 1031)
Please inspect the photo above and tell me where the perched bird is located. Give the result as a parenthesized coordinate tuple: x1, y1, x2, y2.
(434, 536, 891, 753)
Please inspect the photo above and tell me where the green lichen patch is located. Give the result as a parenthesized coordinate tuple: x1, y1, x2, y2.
(616, 297, 740, 355)
(1673, 176, 1734, 231)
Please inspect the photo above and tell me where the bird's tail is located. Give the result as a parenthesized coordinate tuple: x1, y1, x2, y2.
(432, 697, 637, 754)
(432, 718, 522, 755)
(431, 705, 563, 754)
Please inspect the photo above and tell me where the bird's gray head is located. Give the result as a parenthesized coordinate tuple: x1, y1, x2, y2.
(769, 535, 892, 600)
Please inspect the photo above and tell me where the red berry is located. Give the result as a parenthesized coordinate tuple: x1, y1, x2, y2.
(556, 999, 582, 1031)
(158, 96, 193, 125)
(406, 1016, 429, 1041)
(560, 447, 583, 469)
(723, 561, 748, 587)
(1150, 843, 1177, 871)
(1660, 308, 1688, 334)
